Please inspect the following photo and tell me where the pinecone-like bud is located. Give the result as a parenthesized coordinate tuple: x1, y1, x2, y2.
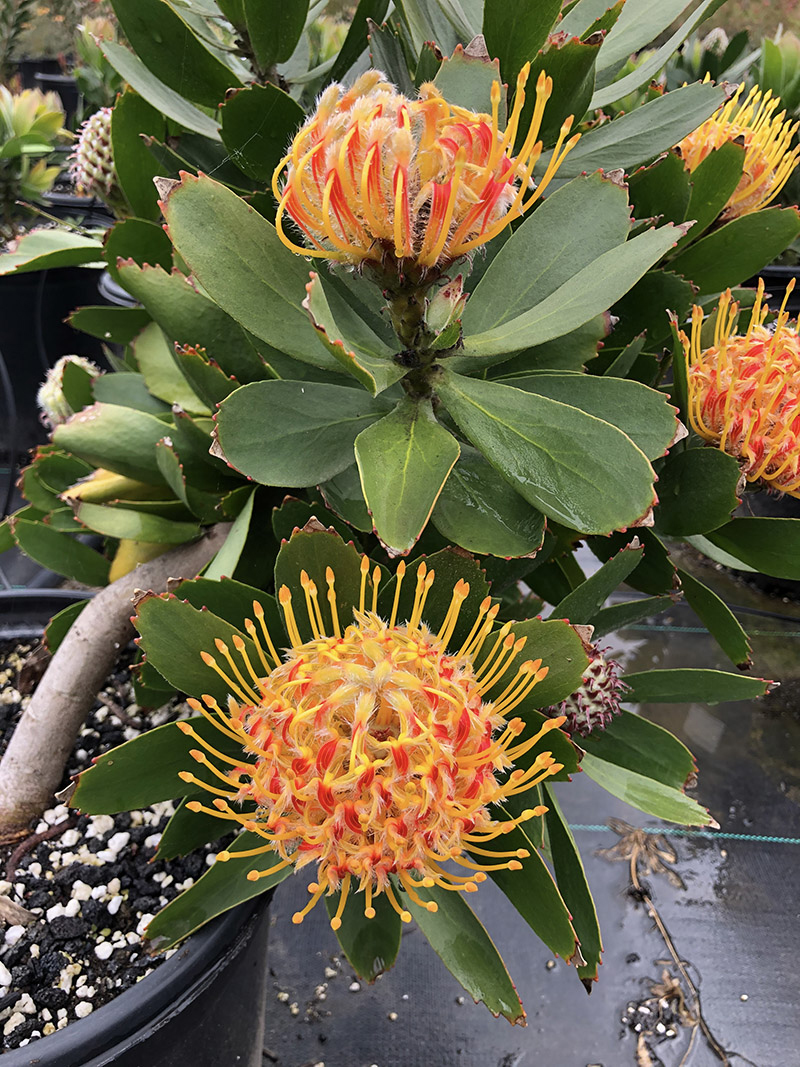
(37, 355, 101, 427)
(545, 643, 628, 737)
(71, 107, 123, 213)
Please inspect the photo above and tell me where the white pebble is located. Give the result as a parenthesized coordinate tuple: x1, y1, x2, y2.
(94, 942, 114, 960)
(107, 877, 121, 895)
(5, 925, 25, 946)
(16, 993, 35, 1014)
(107, 896, 123, 916)
(71, 881, 93, 902)
(205, 853, 217, 866)
(349, 981, 361, 992)
(91, 885, 108, 900)
(27, 862, 42, 877)
(59, 829, 80, 848)
(96, 849, 118, 864)
(29, 945, 39, 959)
(143, 833, 162, 849)
(740, 994, 749, 1002)
(107, 833, 130, 853)
(136, 914, 154, 937)
(86, 815, 114, 839)
(3, 1012, 25, 1036)
(63, 898, 80, 918)
(0, 960, 12, 986)
(46, 903, 66, 922)
(387, 1011, 398, 1021)
(75, 1002, 93, 1019)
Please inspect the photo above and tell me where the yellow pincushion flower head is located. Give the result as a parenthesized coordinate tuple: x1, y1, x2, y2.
(677, 83, 800, 221)
(681, 278, 800, 496)
(272, 66, 579, 280)
(177, 555, 564, 930)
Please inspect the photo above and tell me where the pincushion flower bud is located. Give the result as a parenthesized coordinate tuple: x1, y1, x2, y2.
(544, 643, 627, 738)
(37, 356, 101, 427)
(273, 66, 579, 275)
(177, 557, 565, 928)
(677, 84, 800, 220)
(71, 107, 123, 212)
(681, 279, 800, 496)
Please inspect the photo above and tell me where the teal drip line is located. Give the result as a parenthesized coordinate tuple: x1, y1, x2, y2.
(624, 624, 800, 637)
(571, 824, 800, 844)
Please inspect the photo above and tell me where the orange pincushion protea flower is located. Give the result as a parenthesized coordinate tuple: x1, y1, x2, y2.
(677, 84, 800, 221)
(177, 558, 563, 929)
(272, 66, 579, 273)
(682, 279, 800, 496)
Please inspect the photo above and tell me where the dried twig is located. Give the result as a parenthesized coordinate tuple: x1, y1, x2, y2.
(5, 814, 78, 881)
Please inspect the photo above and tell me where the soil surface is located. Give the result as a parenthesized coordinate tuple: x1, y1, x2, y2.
(0, 638, 221, 1052)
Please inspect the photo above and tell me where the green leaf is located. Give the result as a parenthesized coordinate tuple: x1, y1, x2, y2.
(220, 84, 304, 183)
(595, 0, 707, 73)
(462, 172, 630, 346)
(75, 501, 200, 544)
(591, 594, 674, 637)
(669, 207, 800, 295)
(325, 890, 401, 982)
(111, 89, 166, 221)
(168, 575, 284, 639)
(377, 548, 490, 652)
(460, 223, 685, 362)
(706, 517, 800, 579)
(203, 490, 254, 580)
(489, 616, 589, 714)
(367, 19, 414, 97)
(492, 317, 611, 376)
(69, 306, 151, 345)
(116, 261, 268, 384)
(111, 0, 241, 107)
(273, 524, 364, 643)
(432, 41, 505, 118)
(11, 519, 110, 586)
(44, 599, 89, 653)
(354, 398, 460, 554)
(559, 0, 624, 36)
(553, 82, 728, 178)
(145, 832, 291, 950)
(581, 752, 712, 824)
(601, 335, 646, 379)
(101, 39, 221, 139)
(610, 268, 695, 348)
(628, 150, 691, 227)
(154, 795, 229, 861)
(676, 567, 751, 668)
(653, 448, 741, 536)
(483, 0, 562, 89)
(591, 0, 724, 108)
(215, 381, 389, 487)
(132, 322, 210, 414)
(54, 404, 170, 484)
(271, 496, 356, 546)
(589, 528, 677, 595)
(481, 810, 580, 963)
(552, 539, 643, 624)
(403, 884, 525, 1024)
(303, 271, 404, 395)
(437, 371, 656, 534)
(432, 445, 545, 558)
(0, 519, 12, 555)
(523, 31, 601, 149)
(582, 708, 696, 789)
(244, 0, 309, 68)
(542, 786, 602, 982)
(61, 360, 97, 414)
(161, 173, 339, 371)
(0, 229, 103, 276)
(505, 373, 679, 460)
(104, 219, 172, 286)
(92, 373, 171, 415)
(677, 140, 745, 247)
(624, 667, 771, 704)
(328, 0, 390, 83)
(319, 465, 372, 532)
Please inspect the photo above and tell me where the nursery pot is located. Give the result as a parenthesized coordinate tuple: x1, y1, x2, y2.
(1, 899, 272, 1067)
(33, 72, 79, 128)
(0, 265, 105, 455)
(739, 492, 800, 599)
(16, 58, 62, 91)
(0, 600, 274, 1067)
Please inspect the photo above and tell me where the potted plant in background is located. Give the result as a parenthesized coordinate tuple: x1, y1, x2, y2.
(1, 0, 799, 1061)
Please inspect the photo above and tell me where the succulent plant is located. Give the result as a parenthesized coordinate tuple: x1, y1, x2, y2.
(0, 85, 64, 243)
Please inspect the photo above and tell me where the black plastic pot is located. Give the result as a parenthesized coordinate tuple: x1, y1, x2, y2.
(747, 263, 800, 317)
(16, 58, 62, 91)
(34, 71, 79, 127)
(0, 600, 274, 1066)
(97, 268, 139, 309)
(739, 491, 800, 598)
(0, 265, 105, 456)
(2, 899, 272, 1067)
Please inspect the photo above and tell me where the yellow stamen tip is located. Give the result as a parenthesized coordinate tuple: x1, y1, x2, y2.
(330, 917, 342, 931)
